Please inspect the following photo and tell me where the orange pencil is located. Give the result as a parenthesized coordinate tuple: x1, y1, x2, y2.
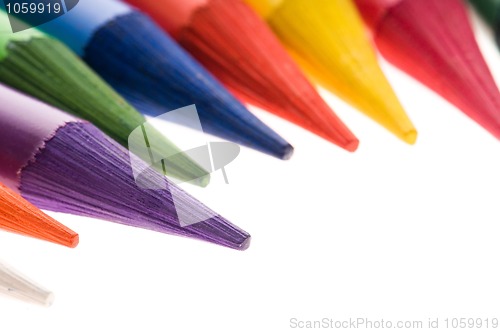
(0, 182, 78, 248)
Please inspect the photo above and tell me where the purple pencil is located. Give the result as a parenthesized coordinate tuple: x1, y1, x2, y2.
(0, 84, 250, 250)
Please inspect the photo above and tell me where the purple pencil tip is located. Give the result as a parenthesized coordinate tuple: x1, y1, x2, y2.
(239, 236, 251, 251)
(19, 122, 251, 250)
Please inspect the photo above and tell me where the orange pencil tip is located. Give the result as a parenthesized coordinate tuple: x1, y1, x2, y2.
(67, 233, 80, 248)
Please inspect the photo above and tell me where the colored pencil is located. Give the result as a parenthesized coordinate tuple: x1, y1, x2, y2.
(0, 11, 209, 186)
(0, 85, 251, 251)
(244, 0, 417, 144)
(355, 0, 500, 140)
(123, 0, 359, 152)
(35, 0, 293, 160)
(0, 260, 54, 306)
(0, 182, 78, 248)
(469, 0, 500, 47)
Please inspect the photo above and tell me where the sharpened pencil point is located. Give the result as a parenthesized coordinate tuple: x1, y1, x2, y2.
(0, 11, 210, 185)
(68, 233, 80, 248)
(345, 139, 360, 152)
(126, 0, 359, 151)
(245, 0, 416, 144)
(0, 261, 54, 307)
(281, 144, 295, 160)
(238, 236, 252, 251)
(34, 0, 293, 159)
(403, 129, 418, 145)
(0, 85, 250, 250)
(355, 0, 500, 140)
(0, 182, 79, 248)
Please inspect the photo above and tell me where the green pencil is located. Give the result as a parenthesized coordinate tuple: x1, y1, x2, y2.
(0, 12, 209, 185)
(469, 0, 500, 47)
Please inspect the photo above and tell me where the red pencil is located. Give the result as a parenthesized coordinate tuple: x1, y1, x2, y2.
(355, 0, 500, 139)
(125, 0, 359, 151)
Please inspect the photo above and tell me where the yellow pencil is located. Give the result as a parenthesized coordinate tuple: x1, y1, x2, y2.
(245, 0, 417, 144)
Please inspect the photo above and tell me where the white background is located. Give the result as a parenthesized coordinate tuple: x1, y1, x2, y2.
(0, 7, 499, 332)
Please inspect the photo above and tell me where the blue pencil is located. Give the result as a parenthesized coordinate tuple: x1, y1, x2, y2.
(35, 0, 293, 160)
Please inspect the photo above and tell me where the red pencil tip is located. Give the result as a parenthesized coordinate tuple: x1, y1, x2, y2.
(174, 0, 357, 151)
(345, 139, 360, 152)
(358, 0, 500, 139)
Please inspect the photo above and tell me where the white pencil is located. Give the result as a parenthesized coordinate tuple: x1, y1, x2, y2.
(0, 261, 54, 306)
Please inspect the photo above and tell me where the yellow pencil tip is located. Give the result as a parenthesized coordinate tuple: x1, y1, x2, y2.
(262, 0, 419, 145)
(402, 129, 418, 145)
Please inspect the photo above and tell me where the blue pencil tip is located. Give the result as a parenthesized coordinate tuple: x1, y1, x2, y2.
(82, 11, 292, 159)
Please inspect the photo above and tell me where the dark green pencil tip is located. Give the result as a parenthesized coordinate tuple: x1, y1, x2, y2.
(469, 0, 500, 28)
